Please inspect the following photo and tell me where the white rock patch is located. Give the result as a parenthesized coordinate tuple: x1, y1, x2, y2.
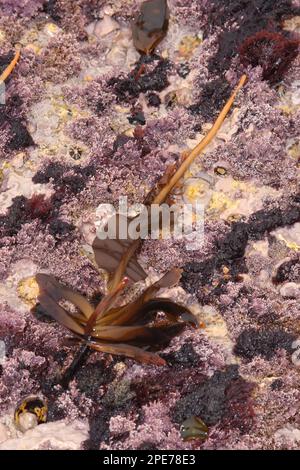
(0, 420, 89, 450)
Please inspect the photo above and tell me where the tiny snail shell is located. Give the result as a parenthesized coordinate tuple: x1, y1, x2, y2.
(180, 416, 209, 441)
(14, 395, 48, 432)
(214, 166, 227, 176)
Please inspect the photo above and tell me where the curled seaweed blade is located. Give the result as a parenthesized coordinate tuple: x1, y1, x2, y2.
(93, 323, 185, 348)
(132, 0, 169, 55)
(152, 268, 182, 289)
(92, 214, 147, 285)
(137, 298, 199, 328)
(180, 416, 209, 441)
(97, 268, 183, 326)
(88, 341, 166, 366)
(36, 286, 85, 335)
(35, 274, 94, 319)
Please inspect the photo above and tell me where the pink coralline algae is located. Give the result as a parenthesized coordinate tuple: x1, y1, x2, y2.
(103, 401, 190, 451)
(170, 0, 209, 29)
(0, 0, 44, 18)
(42, 0, 109, 40)
(143, 108, 199, 150)
(0, 0, 300, 452)
(39, 33, 82, 82)
(0, 304, 26, 345)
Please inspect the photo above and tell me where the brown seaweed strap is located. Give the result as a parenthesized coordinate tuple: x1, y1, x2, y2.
(0, 49, 21, 82)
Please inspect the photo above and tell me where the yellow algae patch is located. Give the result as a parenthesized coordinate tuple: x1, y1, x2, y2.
(17, 277, 40, 306)
(207, 191, 238, 217)
(277, 81, 300, 115)
(248, 240, 269, 257)
(288, 142, 300, 160)
(277, 235, 300, 252)
(177, 35, 202, 59)
(0, 30, 6, 43)
(51, 99, 85, 122)
(45, 22, 60, 35)
(24, 43, 41, 55)
(278, 104, 293, 115)
(230, 179, 255, 192)
(185, 180, 208, 202)
(84, 75, 94, 82)
(283, 16, 300, 33)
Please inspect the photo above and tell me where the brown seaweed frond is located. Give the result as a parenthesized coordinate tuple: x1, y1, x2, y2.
(93, 75, 247, 291)
(34, 269, 198, 372)
(0, 49, 21, 83)
(34, 75, 246, 385)
(132, 0, 170, 55)
(152, 74, 247, 205)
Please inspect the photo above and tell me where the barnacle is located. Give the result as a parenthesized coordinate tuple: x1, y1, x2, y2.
(34, 269, 198, 374)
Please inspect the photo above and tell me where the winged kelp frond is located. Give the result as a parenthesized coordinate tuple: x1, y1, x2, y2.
(87, 342, 167, 366)
(36, 274, 93, 319)
(36, 283, 85, 335)
(34, 268, 197, 371)
(96, 268, 183, 326)
(92, 75, 247, 290)
(133, 298, 199, 328)
(84, 276, 129, 335)
(92, 213, 147, 284)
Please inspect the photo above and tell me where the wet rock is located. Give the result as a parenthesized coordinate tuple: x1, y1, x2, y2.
(234, 328, 296, 360)
(87, 15, 120, 38)
(280, 282, 300, 299)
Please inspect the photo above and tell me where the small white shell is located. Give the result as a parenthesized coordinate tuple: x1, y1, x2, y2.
(18, 413, 38, 433)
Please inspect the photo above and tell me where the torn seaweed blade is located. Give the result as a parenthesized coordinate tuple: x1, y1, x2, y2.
(132, 0, 170, 54)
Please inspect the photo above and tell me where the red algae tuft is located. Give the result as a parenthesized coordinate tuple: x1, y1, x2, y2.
(239, 30, 299, 83)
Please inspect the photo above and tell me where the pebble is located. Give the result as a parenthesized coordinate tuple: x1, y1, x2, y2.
(87, 15, 120, 38)
(280, 282, 300, 299)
